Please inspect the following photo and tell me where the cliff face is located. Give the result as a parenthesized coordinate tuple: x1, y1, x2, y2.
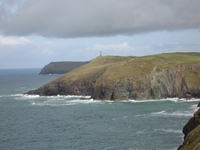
(26, 53, 200, 100)
(178, 109, 200, 150)
(39, 61, 90, 74)
(93, 64, 200, 100)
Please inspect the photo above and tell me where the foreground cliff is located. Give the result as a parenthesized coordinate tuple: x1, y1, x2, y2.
(39, 61, 90, 74)
(26, 53, 200, 100)
(178, 108, 200, 150)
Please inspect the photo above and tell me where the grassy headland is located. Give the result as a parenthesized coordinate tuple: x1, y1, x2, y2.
(55, 52, 200, 82)
(27, 52, 200, 100)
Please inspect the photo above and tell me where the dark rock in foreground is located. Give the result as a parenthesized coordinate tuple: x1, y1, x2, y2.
(178, 108, 200, 150)
(26, 53, 200, 100)
(39, 61, 90, 74)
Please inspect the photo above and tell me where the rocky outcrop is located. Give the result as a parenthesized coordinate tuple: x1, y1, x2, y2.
(26, 53, 200, 100)
(39, 61, 90, 74)
(178, 108, 200, 150)
(92, 64, 200, 100)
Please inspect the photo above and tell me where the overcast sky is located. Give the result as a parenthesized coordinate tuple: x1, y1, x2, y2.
(0, 0, 200, 69)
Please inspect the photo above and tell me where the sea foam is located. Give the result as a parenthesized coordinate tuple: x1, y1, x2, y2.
(154, 128, 182, 134)
(151, 110, 195, 117)
(13, 94, 200, 108)
(127, 98, 200, 103)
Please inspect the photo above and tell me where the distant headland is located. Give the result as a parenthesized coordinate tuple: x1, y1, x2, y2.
(39, 61, 90, 74)
(26, 52, 200, 101)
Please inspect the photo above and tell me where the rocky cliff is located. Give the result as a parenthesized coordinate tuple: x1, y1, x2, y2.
(39, 61, 90, 74)
(26, 53, 200, 100)
(178, 108, 200, 150)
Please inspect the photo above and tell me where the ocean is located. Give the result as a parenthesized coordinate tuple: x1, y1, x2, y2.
(0, 68, 199, 150)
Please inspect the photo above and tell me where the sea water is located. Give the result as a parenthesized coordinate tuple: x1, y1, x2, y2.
(0, 69, 199, 150)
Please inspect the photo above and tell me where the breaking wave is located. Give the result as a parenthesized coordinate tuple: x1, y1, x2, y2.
(12, 94, 103, 106)
(154, 129, 182, 134)
(4, 93, 199, 109)
(128, 98, 200, 103)
(151, 111, 193, 117)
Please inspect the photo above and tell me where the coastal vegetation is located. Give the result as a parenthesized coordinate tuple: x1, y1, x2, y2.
(26, 52, 200, 100)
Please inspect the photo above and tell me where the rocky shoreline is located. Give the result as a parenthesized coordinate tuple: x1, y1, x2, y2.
(178, 106, 200, 150)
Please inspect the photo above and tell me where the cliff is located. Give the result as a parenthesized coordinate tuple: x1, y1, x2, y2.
(39, 61, 90, 74)
(26, 53, 200, 100)
(178, 108, 200, 150)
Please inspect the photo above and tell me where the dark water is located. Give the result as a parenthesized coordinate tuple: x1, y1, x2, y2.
(0, 69, 199, 150)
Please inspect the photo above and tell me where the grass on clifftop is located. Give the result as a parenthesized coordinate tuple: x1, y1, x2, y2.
(55, 52, 200, 83)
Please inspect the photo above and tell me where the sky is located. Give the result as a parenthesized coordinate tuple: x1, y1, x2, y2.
(0, 0, 200, 69)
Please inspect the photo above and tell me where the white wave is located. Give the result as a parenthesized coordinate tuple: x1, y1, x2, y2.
(14, 94, 93, 101)
(190, 104, 199, 112)
(31, 102, 36, 105)
(56, 95, 91, 98)
(166, 97, 200, 102)
(128, 99, 162, 103)
(28, 97, 103, 107)
(135, 129, 147, 135)
(0, 95, 6, 98)
(12, 94, 24, 96)
(1, 94, 38, 98)
(0, 94, 22, 100)
(10, 93, 98, 106)
(31, 102, 74, 106)
(151, 111, 166, 115)
(127, 98, 200, 103)
(128, 99, 176, 103)
(14, 93, 200, 104)
(23, 94, 40, 98)
(166, 111, 192, 117)
(14, 93, 200, 108)
(151, 110, 193, 117)
(0, 94, 23, 97)
(29, 97, 75, 106)
(22, 94, 92, 99)
(154, 128, 182, 134)
(69, 99, 96, 103)
(15, 94, 40, 100)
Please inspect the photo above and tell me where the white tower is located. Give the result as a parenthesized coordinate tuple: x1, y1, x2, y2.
(100, 51, 102, 57)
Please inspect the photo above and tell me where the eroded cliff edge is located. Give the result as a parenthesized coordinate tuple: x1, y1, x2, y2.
(178, 108, 200, 150)
(26, 53, 200, 100)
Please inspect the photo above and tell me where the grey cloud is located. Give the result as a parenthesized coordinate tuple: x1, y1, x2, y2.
(0, 0, 200, 38)
(153, 43, 200, 52)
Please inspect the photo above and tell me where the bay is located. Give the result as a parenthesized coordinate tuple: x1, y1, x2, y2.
(0, 69, 199, 150)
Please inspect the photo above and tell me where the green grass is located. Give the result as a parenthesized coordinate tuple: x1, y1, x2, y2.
(54, 53, 200, 83)
(185, 68, 200, 88)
